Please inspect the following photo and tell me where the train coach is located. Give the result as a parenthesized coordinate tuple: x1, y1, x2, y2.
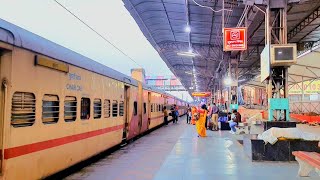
(0, 19, 187, 179)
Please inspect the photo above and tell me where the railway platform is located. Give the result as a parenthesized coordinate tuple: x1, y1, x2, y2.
(65, 116, 319, 180)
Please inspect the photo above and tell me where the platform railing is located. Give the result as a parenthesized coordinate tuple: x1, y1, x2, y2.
(290, 101, 320, 114)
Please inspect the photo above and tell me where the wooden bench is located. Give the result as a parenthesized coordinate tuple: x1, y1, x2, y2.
(235, 122, 249, 135)
(292, 151, 320, 177)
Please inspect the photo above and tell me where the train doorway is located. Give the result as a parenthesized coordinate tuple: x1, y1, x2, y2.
(122, 85, 130, 142)
(147, 92, 151, 127)
(0, 50, 7, 172)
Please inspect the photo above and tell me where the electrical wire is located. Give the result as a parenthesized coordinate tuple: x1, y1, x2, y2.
(191, 0, 232, 13)
(53, 0, 143, 68)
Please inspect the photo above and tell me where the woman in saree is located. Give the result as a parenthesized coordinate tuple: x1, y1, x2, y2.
(196, 104, 208, 137)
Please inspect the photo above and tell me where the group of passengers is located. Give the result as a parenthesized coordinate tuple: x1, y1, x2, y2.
(162, 104, 179, 126)
(186, 103, 241, 137)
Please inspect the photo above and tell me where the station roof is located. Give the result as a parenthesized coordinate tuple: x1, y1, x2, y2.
(124, 0, 320, 94)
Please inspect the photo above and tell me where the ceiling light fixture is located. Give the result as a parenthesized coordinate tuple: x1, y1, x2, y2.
(238, 79, 246, 82)
(224, 77, 232, 86)
(185, 25, 191, 33)
(177, 51, 199, 57)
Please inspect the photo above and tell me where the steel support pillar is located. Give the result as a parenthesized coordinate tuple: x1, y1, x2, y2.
(229, 59, 239, 111)
(266, 0, 290, 121)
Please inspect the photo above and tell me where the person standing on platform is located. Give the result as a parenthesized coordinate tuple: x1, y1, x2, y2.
(211, 103, 219, 131)
(224, 101, 228, 112)
(206, 103, 212, 129)
(170, 106, 176, 124)
(186, 104, 191, 124)
(196, 104, 208, 137)
(187, 105, 191, 124)
(174, 104, 179, 123)
(163, 106, 169, 126)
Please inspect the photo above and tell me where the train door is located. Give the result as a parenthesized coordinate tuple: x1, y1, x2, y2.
(147, 92, 151, 127)
(0, 50, 8, 172)
(122, 85, 130, 142)
(0, 51, 2, 172)
(137, 83, 143, 134)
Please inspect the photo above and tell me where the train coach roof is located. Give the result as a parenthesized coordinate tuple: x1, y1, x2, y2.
(0, 19, 138, 86)
(0, 19, 189, 103)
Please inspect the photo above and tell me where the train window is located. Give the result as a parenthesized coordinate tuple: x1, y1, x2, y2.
(112, 100, 118, 117)
(151, 104, 153, 112)
(104, 99, 110, 118)
(11, 92, 36, 127)
(119, 101, 124, 116)
(133, 101, 137, 116)
(64, 96, 77, 122)
(42, 94, 59, 124)
(81, 98, 90, 120)
(94, 99, 102, 119)
(158, 104, 161, 112)
(143, 103, 146, 114)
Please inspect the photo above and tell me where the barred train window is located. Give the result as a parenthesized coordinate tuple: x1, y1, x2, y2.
(11, 92, 36, 127)
(104, 99, 110, 118)
(64, 96, 77, 122)
(94, 99, 102, 119)
(158, 105, 161, 112)
(42, 94, 59, 124)
(119, 101, 124, 116)
(151, 104, 153, 112)
(143, 103, 146, 114)
(133, 101, 137, 116)
(112, 100, 118, 117)
(81, 98, 90, 120)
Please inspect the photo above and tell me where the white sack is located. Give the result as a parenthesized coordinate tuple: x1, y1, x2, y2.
(257, 127, 320, 145)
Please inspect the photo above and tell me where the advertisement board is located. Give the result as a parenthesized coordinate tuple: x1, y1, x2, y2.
(289, 80, 320, 94)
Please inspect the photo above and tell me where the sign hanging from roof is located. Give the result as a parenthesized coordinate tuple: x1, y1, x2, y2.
(223, 27, 247, 51)
(192, 92, 211, 97)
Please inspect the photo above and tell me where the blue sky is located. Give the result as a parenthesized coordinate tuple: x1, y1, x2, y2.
(0, 0, 192, 101)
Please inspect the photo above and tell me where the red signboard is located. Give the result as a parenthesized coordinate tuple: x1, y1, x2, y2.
(223, 27, 247, 51)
